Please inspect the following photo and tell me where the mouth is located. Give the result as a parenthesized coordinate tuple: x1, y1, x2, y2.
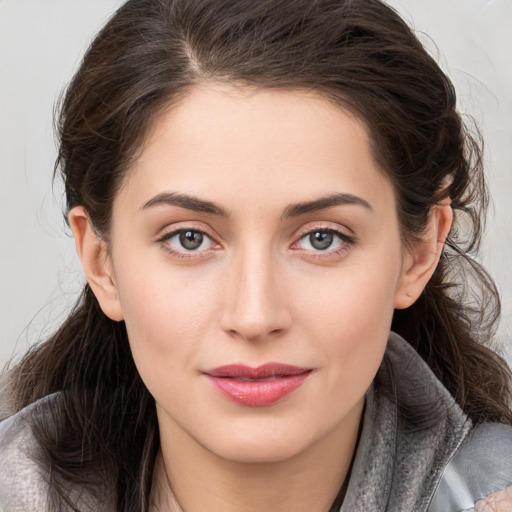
(203, 363, 313, 407)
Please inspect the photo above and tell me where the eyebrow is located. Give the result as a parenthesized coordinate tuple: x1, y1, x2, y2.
(140, 191, 373, 219)
(282, 193, 374, 219)
(141, 192, 230, 217)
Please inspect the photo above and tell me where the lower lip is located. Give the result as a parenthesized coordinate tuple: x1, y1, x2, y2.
(206, 372, 311, 407)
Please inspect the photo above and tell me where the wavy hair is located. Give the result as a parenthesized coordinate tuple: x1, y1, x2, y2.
(4, 0, 511, 510)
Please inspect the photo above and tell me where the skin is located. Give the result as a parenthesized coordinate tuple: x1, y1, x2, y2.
(70, 85, 452, 512)
(474, 486, 512, 512)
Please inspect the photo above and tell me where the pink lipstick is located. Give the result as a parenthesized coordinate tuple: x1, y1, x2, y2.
(204, 363, 312, 407)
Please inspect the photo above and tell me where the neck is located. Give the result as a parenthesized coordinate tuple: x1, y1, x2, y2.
(151, 401, 363, 512)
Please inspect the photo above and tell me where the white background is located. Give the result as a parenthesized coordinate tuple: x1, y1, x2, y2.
(1, 0, 511, 369)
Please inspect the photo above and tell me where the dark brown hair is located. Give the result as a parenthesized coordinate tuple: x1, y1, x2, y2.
(4, 0, 511, 510)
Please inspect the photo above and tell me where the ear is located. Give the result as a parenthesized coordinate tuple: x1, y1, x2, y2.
(394, 199, 453, 309)
(69, 206, 124, 321)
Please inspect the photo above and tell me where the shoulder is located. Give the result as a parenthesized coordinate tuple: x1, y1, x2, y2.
(0, 394, 115, 512)
(384, 334, 512, 511)
(0, 398, 51, 511)
(375, 333, 512, 511)
(342, 333, 474, 511)
(428, 422, 512, 511)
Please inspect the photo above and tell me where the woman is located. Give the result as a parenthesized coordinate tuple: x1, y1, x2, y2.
(1, 0, 511, 510)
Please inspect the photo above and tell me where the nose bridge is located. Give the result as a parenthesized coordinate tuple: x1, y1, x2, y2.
(221, 240, 290, 341)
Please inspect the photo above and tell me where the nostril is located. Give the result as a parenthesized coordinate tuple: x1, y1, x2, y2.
(226, 327, 287, 343)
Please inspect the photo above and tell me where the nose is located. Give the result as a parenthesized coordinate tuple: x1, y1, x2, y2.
(220, 247, 292, 342)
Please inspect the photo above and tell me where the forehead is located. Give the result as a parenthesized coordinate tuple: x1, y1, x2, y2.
(117, 84, 394, 215)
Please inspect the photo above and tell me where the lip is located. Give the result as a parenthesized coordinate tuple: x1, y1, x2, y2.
(204, 363, 312, 407)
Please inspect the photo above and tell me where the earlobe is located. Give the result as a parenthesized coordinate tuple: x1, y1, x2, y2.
(68, 206, 124, 321)
(394, 200, 453, 310)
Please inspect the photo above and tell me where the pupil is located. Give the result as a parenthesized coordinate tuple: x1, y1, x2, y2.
(180, 230, 203, 250)
(310, 231, 333, 250)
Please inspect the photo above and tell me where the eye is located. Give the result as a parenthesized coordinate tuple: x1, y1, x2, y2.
(306, 231, 336, 250)
(159, 229, 215, 254)
(295, 229, 353, 252)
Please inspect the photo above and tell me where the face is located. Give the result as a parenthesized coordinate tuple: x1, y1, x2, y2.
(104, 85, 410, 463)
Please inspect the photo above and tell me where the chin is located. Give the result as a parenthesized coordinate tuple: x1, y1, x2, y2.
(202, 422, 318, 465)
(216, 441, 307, 465)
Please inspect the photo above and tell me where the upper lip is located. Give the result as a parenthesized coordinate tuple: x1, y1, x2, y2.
(205, 363, 311, 379)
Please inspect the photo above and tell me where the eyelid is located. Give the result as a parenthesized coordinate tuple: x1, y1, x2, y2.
(156, 223, 222, 258)
(294, 223, 355, 243)
(291, 224, 356, 255)
(156, 221, 219, 241)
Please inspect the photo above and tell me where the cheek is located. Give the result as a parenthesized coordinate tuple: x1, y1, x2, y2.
(294, 255, 401, 339)
(113, 255, 219, 371)
(290, 250, 402, 383)
(320, 281, 393, 367)
(114, 268, 223, 415)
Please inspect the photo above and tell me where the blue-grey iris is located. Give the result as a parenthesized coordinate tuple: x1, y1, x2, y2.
(180, 230, 203, 250)
(310, 232, 333, 250)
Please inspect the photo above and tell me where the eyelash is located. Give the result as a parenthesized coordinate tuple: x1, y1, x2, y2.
(156, 226, 356, 260)
(156, 227, 220, 259)
(292, 226, 356, 258)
